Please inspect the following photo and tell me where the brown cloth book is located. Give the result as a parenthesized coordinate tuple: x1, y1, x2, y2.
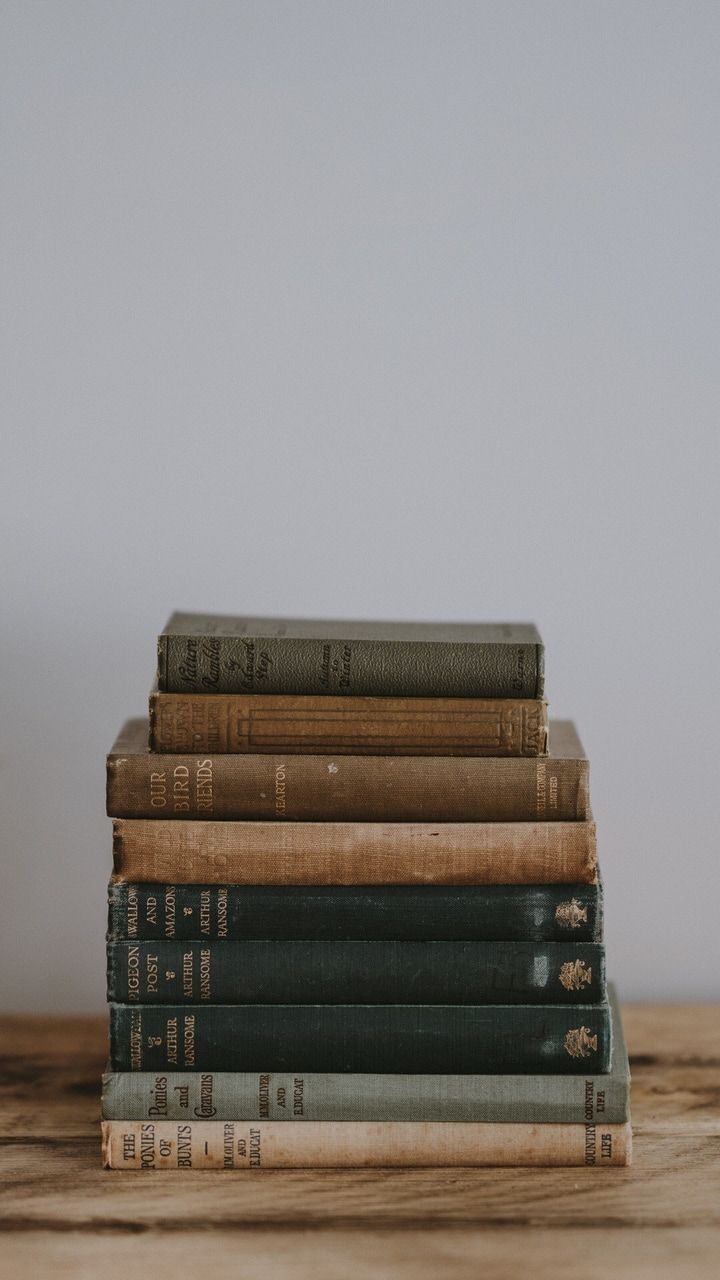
(112, 814, 597, 885)
(108, 718, 587, 821)
(148, 690, 548, 756)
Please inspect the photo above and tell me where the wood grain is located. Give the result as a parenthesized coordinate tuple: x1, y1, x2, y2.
(2, 1228, 720, 1280)
(0, 1004, 719, 1278)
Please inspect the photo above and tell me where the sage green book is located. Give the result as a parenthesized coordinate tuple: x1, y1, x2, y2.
(158, 613, 544, 698)
(102, 986, 627, 1122)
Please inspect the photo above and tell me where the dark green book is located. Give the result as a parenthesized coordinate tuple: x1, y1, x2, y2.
(107, 882, 603, 942)
(107, 940, 606, 1005)
(158, 614, 544, 698)
(108, 1001, 612, 1074)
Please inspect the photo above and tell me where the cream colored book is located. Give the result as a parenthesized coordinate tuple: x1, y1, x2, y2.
(102, 1118, 631, 1169)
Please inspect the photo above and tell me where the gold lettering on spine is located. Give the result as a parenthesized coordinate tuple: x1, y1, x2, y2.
(536, 761, 546, 816)
(164, 886, 176, 937)
(173, 765, 190, 811)
(199, 949, 211, 1000)
(183, 1014, 196, 1066)
(126, 887, 139, 937)
(145, 951, 158, 994)
(130, 1010, 142, 1070)
(166, 1016, 178, 1065)
(275, 764, 287, 816)
(183, 950, 193, 998)
(549, 774, 558, 809)
(217, 887, 228, 938)
(196, 759, 213, 812)
(126, 945, 141, 1000)
(200, 890, 211, 936)
(150, 771, 167, 809)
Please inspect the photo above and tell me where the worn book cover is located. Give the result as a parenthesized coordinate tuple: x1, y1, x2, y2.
(108, 718, 586, 820)
(102, 1118, 631, 1169)
(148, 690, 548, 756)
(106, 940, 606, 1005)
(158, 613, 544, 699)
(109, 1001, 612, 1074)
(107, 880, 603, 942)
(111, 815, 597, 885)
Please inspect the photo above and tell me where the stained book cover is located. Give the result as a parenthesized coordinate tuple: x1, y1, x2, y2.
(108, 1001, 612, 1074)
(102, 1119, 631, 1169)
(111, 815, 597, 885)
(107, 881, 603, 942)
(106, 940, 606, 1005)
(149, 690, 548, 757)
(102, 982, 629, 1123)
(108, 718, 587, 821)
(158, 613, 544, 699)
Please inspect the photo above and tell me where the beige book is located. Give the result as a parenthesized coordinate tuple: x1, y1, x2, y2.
(102, 1119, 631, 1169)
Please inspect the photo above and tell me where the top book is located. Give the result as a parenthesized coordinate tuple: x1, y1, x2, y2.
(157, 614, 545, 699)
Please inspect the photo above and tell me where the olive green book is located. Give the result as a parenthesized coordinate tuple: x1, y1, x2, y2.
(158, 613, 544, 698)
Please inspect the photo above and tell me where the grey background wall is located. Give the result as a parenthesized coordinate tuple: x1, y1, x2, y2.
(2, 0, 719, 1011)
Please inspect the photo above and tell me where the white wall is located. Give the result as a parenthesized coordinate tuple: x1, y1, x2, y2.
(2, 0, 719, 1011)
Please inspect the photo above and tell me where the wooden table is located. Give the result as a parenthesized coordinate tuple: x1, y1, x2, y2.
(1, 1005, 719, 1279)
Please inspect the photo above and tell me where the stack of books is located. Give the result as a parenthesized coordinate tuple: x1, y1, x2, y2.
(102, 614, 631, 1169)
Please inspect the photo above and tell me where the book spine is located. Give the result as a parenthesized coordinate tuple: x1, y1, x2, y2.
(107, 749, 589, 821)
(102, 1068, 628, 1123)
(107, 941, 606, 1005)
(148, 693, 548, 757)
(158, 633, 545, 699)
(102, 1119, 631, 1168)
(111, 819, 597, 885)
(108, 1002, 612, 1074)
(107, 883, 603, 942)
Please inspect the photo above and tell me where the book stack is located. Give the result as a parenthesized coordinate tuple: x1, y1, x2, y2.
(102, 614, 631, 1169)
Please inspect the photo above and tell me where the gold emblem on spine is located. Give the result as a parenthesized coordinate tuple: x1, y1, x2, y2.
(559, 959, 593, 991)
(564, 1026, 598, 1058)
(555, 899, 588, 928)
